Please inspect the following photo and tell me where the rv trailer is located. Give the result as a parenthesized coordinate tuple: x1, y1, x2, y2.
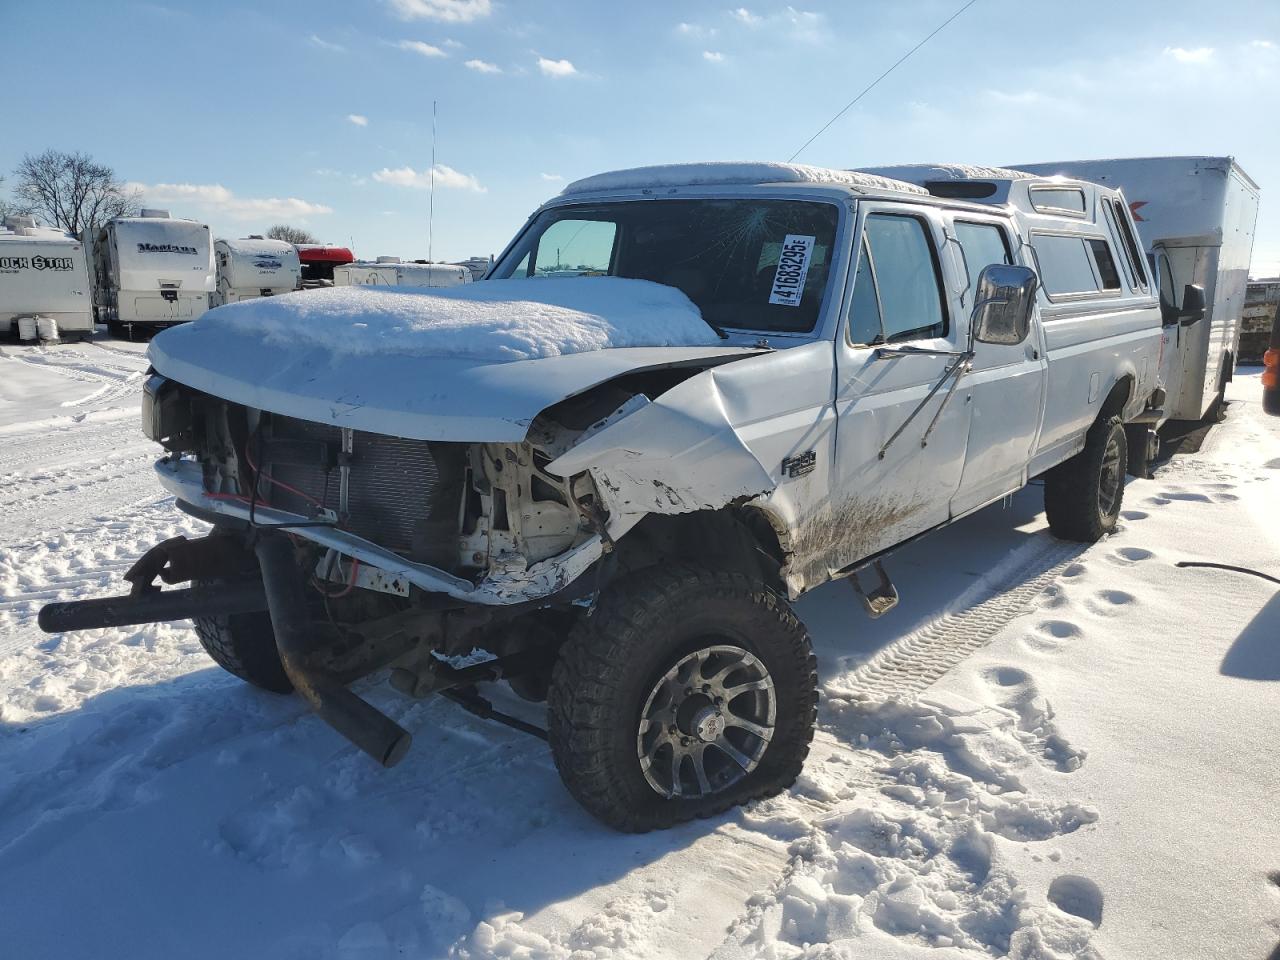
(333, 257, 471, 288)
(0, 216, 94, 340)
(90, 210, 215, 337)
(1014, 157, 1260, 422)
(214, 238, 301, 305)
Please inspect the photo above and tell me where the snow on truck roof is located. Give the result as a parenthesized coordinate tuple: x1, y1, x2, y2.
(560, 162, 928, 197)
(854, 163, 1037, 184)
(185, 277, 720, 362)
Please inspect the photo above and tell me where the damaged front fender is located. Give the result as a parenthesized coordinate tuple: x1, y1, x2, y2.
(544, 370, 777, 532)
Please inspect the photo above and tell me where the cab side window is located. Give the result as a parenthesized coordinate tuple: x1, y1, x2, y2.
(848, 213, 947, 345)
(953, 221, 1012, 309)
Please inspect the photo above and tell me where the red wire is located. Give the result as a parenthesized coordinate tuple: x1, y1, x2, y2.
(329, 558, 360, 598)
(242, 434, 326, 509)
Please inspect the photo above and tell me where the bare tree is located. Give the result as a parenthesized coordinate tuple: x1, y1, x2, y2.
(11, 150, 140, 236)
(266, 224, 318, 244)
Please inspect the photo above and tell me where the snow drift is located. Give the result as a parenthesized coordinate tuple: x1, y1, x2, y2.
(191, 277, 720, 362)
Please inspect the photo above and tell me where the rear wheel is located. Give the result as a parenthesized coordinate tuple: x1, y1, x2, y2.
(192, 579, 292, 693)
(547, 565, 817, 832)
(1044, 415, 1128, 542)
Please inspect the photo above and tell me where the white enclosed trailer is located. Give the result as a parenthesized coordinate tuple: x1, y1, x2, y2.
(1015, 157, 1259, 421)
(333, 258, 471, 288)
(90, 210, 215, 334)
(214, 238, 301, 305)
(0, 217, 94, 339)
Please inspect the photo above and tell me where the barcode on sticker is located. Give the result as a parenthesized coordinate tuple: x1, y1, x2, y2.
(768, 234, 815, 307)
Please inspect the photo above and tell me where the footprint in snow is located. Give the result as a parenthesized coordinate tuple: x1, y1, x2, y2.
(1061, 563, 1087, 579)
(1120, 509, 1149, 520)
(1047, 874, 1104, 928)
(1023, 619, 1083, 654)
(980, 665, 1087, 774)
(1085, 590, 1136, 617)
(1108, 546, 1154, 565)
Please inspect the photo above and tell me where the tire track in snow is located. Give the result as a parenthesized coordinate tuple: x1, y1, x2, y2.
(844, 536, 1086, 700)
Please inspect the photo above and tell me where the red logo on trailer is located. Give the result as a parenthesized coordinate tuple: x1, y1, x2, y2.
(1129, 201, 1148, 222)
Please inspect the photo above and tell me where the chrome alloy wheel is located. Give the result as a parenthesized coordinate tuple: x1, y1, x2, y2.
(636, 644, 777, 800)
(1098, 430, 1124, 517)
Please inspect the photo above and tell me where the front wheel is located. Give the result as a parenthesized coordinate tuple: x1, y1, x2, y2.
(1044, 415, 1128, 542)
(192, 579, 293, 693)
(547, 565, 817, 832)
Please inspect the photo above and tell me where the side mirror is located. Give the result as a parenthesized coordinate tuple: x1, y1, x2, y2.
(1178, 283, 1206, 326)
(971, 264, 1038, 346)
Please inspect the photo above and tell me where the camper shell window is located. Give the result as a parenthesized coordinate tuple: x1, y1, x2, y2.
(1029, 187, 1087, 217)
(1031, 232, 1122, 302)
(1110, 198, 1149, 289)
(1086, 239, 1122, 290)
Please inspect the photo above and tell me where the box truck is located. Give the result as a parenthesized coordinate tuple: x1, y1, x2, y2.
(0, 216, 95, 340)
(295, 244, 354, 289)
(214, 237, 301, 305)
(333, 257, 471, 288)
(1015, 157, 1260, 422)
(89, 210, 215, 337)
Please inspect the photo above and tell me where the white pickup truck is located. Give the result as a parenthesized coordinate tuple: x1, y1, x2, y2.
(40, 161, 1166, 831)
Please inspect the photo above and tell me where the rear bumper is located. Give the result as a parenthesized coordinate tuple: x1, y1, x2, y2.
(153, 458, 605, 605)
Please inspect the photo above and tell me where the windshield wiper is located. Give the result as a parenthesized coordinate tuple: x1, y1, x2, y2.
(703, 318, 729, 340)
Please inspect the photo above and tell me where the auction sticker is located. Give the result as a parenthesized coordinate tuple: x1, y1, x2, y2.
(769, 235, 815, 306)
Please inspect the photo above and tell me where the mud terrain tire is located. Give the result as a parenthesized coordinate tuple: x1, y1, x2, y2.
(193, 579, 293, 693)
(1044, 415, 1128, 542)
(548, 565, 817, 832)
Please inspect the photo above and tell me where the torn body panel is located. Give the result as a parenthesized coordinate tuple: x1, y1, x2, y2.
(544, 341, 841, 595)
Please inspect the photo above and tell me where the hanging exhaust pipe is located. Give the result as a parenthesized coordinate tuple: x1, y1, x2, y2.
(253, 533, 412, 768)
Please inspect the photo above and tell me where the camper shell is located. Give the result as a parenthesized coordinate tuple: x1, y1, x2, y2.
(0, 216, 94, 340)
(214, 238, 301, 305)
(1013, 157, 1259, 421)
(44, 160, 1164, 832)
(90, 210, 214, 335)
(333, 258, 471, 288)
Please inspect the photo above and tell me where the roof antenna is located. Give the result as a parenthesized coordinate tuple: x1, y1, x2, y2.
(428, 99, 437, 263)
(788, 0, 980, 163)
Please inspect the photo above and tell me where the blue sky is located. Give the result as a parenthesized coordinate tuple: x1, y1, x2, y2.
(3, 0, 1277, 274)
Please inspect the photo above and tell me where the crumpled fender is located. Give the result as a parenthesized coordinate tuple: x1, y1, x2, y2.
(544, 368, 775, 529)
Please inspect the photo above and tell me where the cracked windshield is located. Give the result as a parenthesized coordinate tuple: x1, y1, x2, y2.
(492, 198, 840, 333)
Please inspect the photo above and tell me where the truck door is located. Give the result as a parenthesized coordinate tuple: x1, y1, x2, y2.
(829, 203, 970, 574)
(949, 218, 1047, 516)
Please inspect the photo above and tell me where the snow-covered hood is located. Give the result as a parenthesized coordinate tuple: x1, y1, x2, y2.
(148, 277, 760, 441)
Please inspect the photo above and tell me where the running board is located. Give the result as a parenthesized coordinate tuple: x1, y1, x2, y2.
(847, 561, 899, 619)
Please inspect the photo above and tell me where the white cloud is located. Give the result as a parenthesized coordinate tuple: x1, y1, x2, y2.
(346, 114, 368, 126)
(308, 34, 345, 53)
(537, 56, 577, 77)
(386, 0, 491, 22)
(677, 22, 717, 39)
(1250, 39, 1275, 49)
(703, 50, 724, 62)
(985, 88, 1045, 104)
(730, 7, 760, 25)
(540, 173, 564, 181)
(443, 38, 463, 48)
(127, 182, 334, 221)
(372, 164, 485, 192)
(398, 39, 447, 58)
(465, 58, 502, 73)
(1164, 45, 1214, 63)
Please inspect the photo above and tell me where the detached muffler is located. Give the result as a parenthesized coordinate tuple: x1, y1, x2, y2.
(254, 534, 413, 768)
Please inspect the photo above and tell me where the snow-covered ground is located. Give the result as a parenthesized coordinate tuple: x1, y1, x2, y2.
(1, 333, 1277, 960)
